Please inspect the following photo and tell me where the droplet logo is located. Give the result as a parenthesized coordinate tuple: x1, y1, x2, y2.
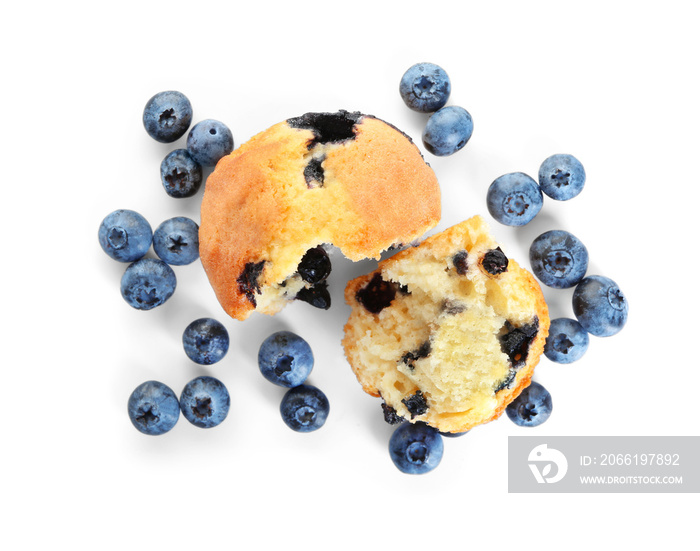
(528, 444, 568, 484)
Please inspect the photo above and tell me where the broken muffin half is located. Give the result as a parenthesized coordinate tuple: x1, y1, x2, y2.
(343, 216, 550, 434)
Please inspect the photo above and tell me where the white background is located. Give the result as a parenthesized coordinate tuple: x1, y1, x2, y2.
(3, 1, 698, 548)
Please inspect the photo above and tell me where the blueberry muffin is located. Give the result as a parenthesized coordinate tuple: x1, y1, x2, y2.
(342, 216, 550, 434)
(199, 111, 441, 321)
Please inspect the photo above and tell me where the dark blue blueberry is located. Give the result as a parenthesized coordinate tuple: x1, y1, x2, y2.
(153, 216, 200, 266)
(356, 273, 396, 314)
(128, 380, 180, 435)
(186, 119, 234, 166)
(402, 390, 429, 419)
(287, 111, 361, 146)
(544, 318, 589, 363)
(160, 149, 202, 198)
(295, 281, 331, 309)
(529, 230, 588, 289)
(280, 384, 329, 433)
(182, 318, 229, 365)
(452, 250, 469, 275)
(573, 275, 628, 337)
(143, 91, 193, 143)
(482, 248, 509, 275)
(389, 422, 443, 474)
(382, 402, 405, 425)
(179, 376, 230, 428)
(98, 209, 152, 262)
(538, 154, 586, 200)
(399, 62, 451, 113)
(499, 318, 540, 369)
(487, 172, 543, 226)
(506, 381, 552, 427)
(120, 258, 176, 310)
(304, 155, 325, 187)
(258, 331, 313, 388)
(422, 106, 473, 156)
(297, 246, 331, 285)
(237, 260, 266, 306)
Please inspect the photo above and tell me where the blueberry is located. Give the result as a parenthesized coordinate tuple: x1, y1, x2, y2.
(153, 216, 200, 266)
(538, 154, 586, 200)
(487, 172, 543, 226)
(258, 331, 314, 388)
(399, 62, 451, 113)
(280, 384, 329, 433)
(544, 318, 589, 363)
(452, 250, 469, 275)
(237, 260, 266, 306)
(572, 275, 628, 337)
(382, 402, 405, 425)
(402, 390, 429, 419)
(355, 273, 396, 314)
(482, 248, 509, 275)
(506, 381, 552, 427)
(499, 318, 540, 369)
(287, 110, 361, 145)
(529, 230, 588, 289)
(295, 281, 331, 310)
(422, 106, 473, 156)
(128, 381, 180, 435)
(160, 149, 202, 198)
(389, 422, 443, 474)
(120, 258, 176, 310)
(179, 376, 230, 428)
(297, 246, 331, 285)
(186, 119, 234, 166)
(303, 155, 325, 187)
(143, 91, 193, 143)
(98, 209, 152, 262)
(182, 318, 229, 365)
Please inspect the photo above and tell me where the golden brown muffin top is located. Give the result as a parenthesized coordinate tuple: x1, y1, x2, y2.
(200, 111, 441, 320)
